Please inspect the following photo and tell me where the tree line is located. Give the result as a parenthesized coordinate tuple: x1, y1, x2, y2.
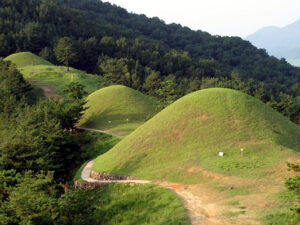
(0, 59, 104, 224)
(1, 0, 299, 123)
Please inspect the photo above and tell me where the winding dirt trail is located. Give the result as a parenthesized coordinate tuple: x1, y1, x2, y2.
(81, 160, 215, 225)
(79, 129, 266, 225)
(77, 127, 129, 138)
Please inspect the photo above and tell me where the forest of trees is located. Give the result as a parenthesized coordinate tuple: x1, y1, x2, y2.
(0, 0, 299, 224)
(0, 59, 107, 224)
(0, 0, 299, 123)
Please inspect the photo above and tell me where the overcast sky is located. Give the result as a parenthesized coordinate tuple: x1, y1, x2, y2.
(103, 0, 300, 37)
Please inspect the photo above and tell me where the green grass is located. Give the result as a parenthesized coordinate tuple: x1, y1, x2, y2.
(262, 211, 300, 225)
(213, 183, 252, 197)
(19, 64, 108, 94)
(73, 132, 121, 182)
(93, 88, 300, 183)
(4, 52, 53, 67)
(74, 161, 88, 182)
(78, 85, 161, 136)
(225, 200, 240, 206)
(5, 52, 110, 95)
(69, 184, 190, 225)
(223, 210, 246, 218)
(261, 189, 300, 225)
(81, 131, 121, 159)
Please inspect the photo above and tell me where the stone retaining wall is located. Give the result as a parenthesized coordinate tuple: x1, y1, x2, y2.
(90, 170, 136, 180)
(73, 181, 109, 190)
(73, 181, 140, 190)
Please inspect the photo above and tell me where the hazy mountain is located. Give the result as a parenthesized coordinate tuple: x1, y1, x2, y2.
(246, 19, 300, 66)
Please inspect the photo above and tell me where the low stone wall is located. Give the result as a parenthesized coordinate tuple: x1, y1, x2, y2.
(73, 181, 109, 190)
(90, 170, 136, 180)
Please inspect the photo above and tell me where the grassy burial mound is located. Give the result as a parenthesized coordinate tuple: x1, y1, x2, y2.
(4, 52, 53, 68)
(93, 88, 300, 183)
(78, 85, 160, 136)
(5, 52, 107, 95)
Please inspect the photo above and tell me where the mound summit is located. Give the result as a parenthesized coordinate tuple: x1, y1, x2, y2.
(4, 52, 53, 68)
(93, 88, 300, 182)
(78, 85, 160, 136)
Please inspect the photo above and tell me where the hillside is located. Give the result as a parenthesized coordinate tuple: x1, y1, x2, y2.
(5, 52, 109, 96)
(93, 88, 300, 183)
(1, 0, 299, 91)
(78, 85, 160, 136)
(4, 52, 53, 68)
(246, 19, 300, 66)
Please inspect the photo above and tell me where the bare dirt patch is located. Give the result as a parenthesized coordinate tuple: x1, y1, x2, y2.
(29, 80, 58, 98)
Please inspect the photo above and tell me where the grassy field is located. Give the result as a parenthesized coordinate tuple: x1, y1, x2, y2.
(78, 85, 161, 136)
(20, 65, 108, 95)
(70, 184, 189, 225)
(93, 88, 300, 183)
(5, 52, 109, 95)
(4, 52, 53, 67)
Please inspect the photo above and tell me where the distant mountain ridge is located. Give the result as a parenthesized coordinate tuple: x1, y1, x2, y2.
(246, 19, 300, 66)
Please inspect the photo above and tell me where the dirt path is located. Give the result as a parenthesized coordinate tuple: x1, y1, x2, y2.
(77, 127, 129, 138)
(28, 80, 59, 98)
(81, 160, 150, 184)
(79, 132, 270, 225)
(81, 160, 212, 225)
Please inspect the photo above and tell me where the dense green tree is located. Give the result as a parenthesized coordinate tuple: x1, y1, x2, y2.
(0, 102, 80, 177)
(142, 69, 162, 96)
(55, 37, 77, 71)
(155, 75, 180, 105)
(39, 47, 56, 63)
(285, 162, 300, 215)
(98, 56, 131, 85)
(0, 59, 31, 113)
(0, 171, 60, 225)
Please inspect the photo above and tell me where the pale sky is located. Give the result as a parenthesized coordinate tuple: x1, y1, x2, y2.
(103, 0, 300, 37)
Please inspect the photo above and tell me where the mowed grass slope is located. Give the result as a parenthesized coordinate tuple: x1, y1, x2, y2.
(71, 184, 189, 225)
(5, 52, 108, 95)
(93, 88, 300, 183)
(78, 85, 160, 136)
(5, 52, 53, 67)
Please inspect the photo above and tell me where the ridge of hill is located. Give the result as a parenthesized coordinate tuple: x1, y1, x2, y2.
(1, 0, 299, 91)
(93, 88, 300, 183)
(246, 19, 300, 66)
(4, 52, 53, 68)
(5, 52, 109, 96)
(78, 85, 160, 136)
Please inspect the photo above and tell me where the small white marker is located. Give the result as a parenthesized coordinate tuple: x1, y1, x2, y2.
(219, 152, 224, 157)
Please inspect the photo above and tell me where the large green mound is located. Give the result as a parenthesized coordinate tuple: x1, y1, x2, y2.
(5, 52, 53, 68)
(78, 85, 160, 136)
(93, 88, 300, 182)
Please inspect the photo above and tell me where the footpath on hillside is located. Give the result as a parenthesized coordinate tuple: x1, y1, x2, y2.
(77, 127, 129, 138)
(80, 159, 221, 225)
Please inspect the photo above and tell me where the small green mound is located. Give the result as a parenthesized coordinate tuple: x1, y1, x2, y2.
(78, 85, 160, 136)
(5, 52, 53, 68)
(93, 88, 300, 182)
